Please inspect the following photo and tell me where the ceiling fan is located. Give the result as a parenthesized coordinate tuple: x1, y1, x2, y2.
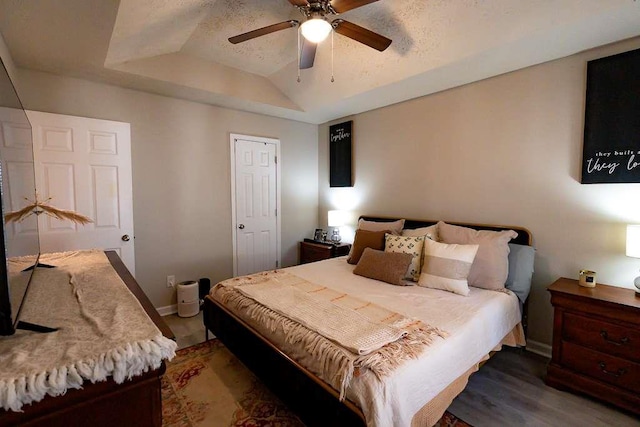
(228, 0, 392, 69)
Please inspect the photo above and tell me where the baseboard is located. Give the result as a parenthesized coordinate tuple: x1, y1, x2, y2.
(525, 339, 552, 359)
(157, 304, 177, 316)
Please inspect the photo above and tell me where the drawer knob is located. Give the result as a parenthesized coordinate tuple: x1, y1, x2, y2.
(599, 330, 630, 346)
(598, 361, 627, 378)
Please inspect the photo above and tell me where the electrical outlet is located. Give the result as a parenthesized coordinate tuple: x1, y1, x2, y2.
(166, 275, 175, 288)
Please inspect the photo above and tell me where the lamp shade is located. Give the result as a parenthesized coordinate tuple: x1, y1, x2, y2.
(328, 210, 347, 227)
(626, 225, 640, 258)
(300, 18, 332, 43)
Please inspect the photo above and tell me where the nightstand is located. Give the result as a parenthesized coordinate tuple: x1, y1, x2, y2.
(546, 277, 640, 415)
(299, 239, 351, 264)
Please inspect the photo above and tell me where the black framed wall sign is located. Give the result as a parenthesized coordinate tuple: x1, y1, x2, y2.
(329, 120, 353, 187)
(581, 48, 640, 184)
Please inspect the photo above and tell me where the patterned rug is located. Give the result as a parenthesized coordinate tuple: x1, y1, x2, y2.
(162, 340, 471, 427)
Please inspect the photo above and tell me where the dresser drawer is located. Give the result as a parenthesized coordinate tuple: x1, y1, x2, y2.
(561, 341, 640, 393)
(563, 312, 640, 363)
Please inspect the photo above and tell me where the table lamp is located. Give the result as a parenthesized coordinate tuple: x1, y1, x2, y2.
(328, 210, 347, 244)
(625, 224, 640, 295)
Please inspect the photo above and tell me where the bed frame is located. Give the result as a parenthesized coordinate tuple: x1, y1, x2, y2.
(203, 217, 532, 427)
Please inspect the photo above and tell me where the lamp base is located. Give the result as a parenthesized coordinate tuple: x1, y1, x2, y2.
(635, 276, 640, 296)
(330, 227, 341, 244)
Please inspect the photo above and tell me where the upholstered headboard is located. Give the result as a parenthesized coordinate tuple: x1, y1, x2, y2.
(358, 216, 532, 246)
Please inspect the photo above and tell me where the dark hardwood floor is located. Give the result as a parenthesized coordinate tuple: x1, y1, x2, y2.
(165, 313, 640, 426)
(448, 347, 640, 427)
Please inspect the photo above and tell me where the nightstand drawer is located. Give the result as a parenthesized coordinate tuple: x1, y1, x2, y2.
(563, 312, 640, 363)
(561, 341, 640, 393)
(299, 240, 351, 264)
(301, 243, 331, 263)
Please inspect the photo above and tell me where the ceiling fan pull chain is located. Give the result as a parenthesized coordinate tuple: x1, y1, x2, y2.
(297, 27, 301, 83)
(331, 30, 335, 83)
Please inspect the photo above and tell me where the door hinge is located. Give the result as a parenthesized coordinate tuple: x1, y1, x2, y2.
(276, 260, 279, 268)
(275, 155, 277, 164)
(275, 208, 277, 216)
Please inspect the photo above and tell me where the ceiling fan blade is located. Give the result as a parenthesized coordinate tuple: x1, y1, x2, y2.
(229, 20, 298, 44)
(300, 39, 317, 69)
(330, 0, 379, 13)
(288, 0, 309, 6)
(332, 19, 391, 51)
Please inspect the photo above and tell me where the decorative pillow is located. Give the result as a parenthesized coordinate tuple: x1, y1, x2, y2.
(438, 221, 518, 290)
(505, 243, 536, 303)
(418, 239, 479, 296)
(358, 218, 405, 235)
(384, 234, 424, 281)
(353, 248, 414, 286)
(402, 225, 439, 242)
(347, 229, 389, 265)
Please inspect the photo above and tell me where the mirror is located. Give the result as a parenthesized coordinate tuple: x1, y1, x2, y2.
(0, 56, 40, 335)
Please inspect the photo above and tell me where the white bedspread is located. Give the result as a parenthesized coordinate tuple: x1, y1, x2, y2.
(285, 257, 522, 427)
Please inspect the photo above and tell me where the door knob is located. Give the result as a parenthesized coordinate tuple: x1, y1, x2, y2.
(121, 234, 131, 241)
(238, 224, 245, 229)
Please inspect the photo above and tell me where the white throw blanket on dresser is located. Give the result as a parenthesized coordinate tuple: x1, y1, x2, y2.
(0, 250, 176, 412)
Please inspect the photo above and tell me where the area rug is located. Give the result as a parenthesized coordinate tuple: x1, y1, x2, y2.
(162, 340, 471, 427)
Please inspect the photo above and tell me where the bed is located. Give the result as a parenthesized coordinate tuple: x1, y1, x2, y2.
(203, 217, 534, 427)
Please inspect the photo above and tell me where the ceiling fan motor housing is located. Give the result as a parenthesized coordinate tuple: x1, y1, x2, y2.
(228, 0, 391, 69)
(297, 1, 337, 18)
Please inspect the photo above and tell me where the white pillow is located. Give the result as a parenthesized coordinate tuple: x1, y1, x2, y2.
(384, 234, 424, 281)
(418, 239, 479, 296)
(358, 218, 405, 235)
(402, 225, 439, 242)
(437, 221, 517, 290)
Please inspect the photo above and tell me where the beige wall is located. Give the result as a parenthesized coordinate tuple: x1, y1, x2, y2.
(0, 32, 17, 83)
(17, 69, 318, 309)
(319, 37, 640, 347)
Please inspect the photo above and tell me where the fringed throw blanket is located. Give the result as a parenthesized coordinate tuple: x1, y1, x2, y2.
(214, 270, 447, 399)
(0, 250, 177, 412)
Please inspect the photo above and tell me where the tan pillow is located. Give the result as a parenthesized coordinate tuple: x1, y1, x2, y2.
(437, 221, 518, 290)
(402, 225, 439, 242)
(347, 229, 389, 265)
(384, 234, 424, 281)
(353, 248, 413, 286)
(358, 218, 405, 235)
(418, 239, 479, 296)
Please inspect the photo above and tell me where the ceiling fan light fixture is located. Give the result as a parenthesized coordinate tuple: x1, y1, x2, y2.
(300, 18, 332, 43)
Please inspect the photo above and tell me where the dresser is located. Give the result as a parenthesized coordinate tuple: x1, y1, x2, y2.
(546, 277, 640, 415)
(0, 251, 174, 427)
(299, 239, 351, 264)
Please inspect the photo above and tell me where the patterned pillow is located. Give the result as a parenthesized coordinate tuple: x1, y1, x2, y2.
(418, 239, 479, 296)
(384, 234, 424, 281)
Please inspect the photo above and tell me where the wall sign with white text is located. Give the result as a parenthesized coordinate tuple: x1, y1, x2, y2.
(329, 121, 353, 187)
(582, 48, 640, 184)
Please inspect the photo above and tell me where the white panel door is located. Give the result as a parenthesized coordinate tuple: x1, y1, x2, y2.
(0, 107, 39, 257)
(231, 135, 280, 276)
(27, 111, 136, 274)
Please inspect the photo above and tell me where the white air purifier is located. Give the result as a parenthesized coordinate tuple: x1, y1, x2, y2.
(177, 281, 199, 317)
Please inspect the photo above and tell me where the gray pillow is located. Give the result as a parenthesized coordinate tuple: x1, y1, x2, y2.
(505, 243, 535, 303)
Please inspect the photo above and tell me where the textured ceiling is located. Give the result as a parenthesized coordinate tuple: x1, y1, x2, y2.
(1, 0, 640, 124)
